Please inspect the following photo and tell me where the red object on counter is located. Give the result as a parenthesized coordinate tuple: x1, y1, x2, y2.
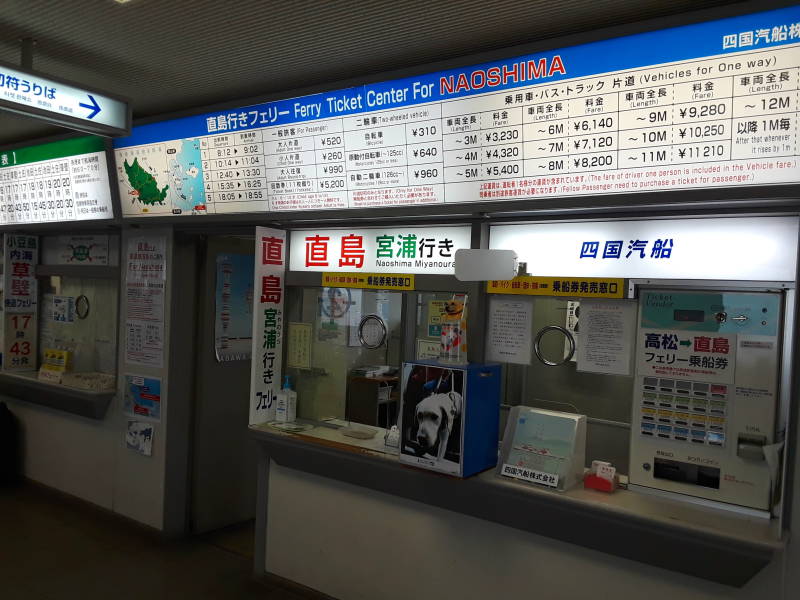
(584, 473, 616, 492)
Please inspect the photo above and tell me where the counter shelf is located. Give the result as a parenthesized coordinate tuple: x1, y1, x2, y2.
(0, 371, 114, 419)
(250, 423, 783, 588)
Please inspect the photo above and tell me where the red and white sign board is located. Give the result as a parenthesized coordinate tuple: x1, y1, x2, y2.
(288, 225, 471, 274)
(250, 227, 287, 424)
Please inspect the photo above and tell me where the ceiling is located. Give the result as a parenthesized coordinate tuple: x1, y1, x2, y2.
(0, 0, 760, 146)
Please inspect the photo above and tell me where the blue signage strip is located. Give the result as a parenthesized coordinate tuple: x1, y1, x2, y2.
(116, 6, 800, 147)
(114, 6, 800, 218)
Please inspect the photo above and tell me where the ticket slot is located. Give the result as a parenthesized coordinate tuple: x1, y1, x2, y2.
(653, 457, 720, 490)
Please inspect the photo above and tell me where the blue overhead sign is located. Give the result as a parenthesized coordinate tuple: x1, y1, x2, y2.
(0, 61, 130, 137)
(116, 7, 800, 146)
(113, 6, 800, 217)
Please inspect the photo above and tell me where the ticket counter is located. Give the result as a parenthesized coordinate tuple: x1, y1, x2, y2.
(249, 213, 798, 597)
(262, 224, 478, 451)
(79, 2, 800, 597)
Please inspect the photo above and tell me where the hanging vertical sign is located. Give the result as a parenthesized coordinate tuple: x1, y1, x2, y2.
(249, 227, 286, 425)
(3, 234, 38, 371)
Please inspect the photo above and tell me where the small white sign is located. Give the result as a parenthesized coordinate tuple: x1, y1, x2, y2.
(416, 338, 440, 360)
(564, 300, 579, 362)
(490, 217, 799, 281)
(576, 300, 636, 376)
(52, 296, 76, 324)
(126, 421, 154, 457)
(637, 328, 736, 385)
(289, 226, 471, 274)
(486, 297, 533, 365)
(596, 463, 616, 483)
(501, 463, 559, 488)
(56, 235, 110, 265)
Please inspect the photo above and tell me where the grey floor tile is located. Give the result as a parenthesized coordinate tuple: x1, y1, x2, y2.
(0, 484, 321, 600)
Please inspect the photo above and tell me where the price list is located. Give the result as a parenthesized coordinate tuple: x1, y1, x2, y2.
(0, 137, 114, 225)
(114, 11, 800, 217)
(212, 48, 798, 212)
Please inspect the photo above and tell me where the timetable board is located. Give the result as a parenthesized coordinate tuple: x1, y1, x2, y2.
(0, 137, 114, 225)
(114, 6, 800, 217)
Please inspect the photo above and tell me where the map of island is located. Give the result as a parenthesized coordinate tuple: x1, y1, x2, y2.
(167, 138, 205, 213)
(124, 158, 169, 206)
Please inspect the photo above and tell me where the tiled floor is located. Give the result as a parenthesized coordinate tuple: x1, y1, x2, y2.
(0, 483, 317, 600)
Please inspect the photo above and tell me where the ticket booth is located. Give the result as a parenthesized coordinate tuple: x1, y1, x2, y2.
(0, 135, 126, 512)
(487, 215, 798, 517)
(258, 223, 478, 449)
(0, 136, 120, 414)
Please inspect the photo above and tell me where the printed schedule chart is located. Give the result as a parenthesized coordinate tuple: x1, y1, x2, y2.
(113, 8, 800, 217)
(0, 138, 114, 225)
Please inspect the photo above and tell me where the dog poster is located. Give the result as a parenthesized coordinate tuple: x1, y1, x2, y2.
(400, 364, 465, 475)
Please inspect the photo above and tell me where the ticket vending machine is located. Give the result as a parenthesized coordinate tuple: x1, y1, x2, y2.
(629, 289, 782, 512)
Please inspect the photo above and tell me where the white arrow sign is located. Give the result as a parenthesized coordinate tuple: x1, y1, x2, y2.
(0, 61, 130, 137)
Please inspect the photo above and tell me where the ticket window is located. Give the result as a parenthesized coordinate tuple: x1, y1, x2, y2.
(284, 287, 470, 429)
(284, 286, 403, 426)
(1, 233, 119, 391)
(1, 273, 119, 391)
(500, 296, 634, 422)
(491, 295, 635, 473)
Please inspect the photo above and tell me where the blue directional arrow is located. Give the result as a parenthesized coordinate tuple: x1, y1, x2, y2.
(79, 94, 101, 120)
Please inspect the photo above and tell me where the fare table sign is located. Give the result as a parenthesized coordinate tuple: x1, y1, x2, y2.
(0, 137, 114, 225)
(114, 7, 800, 217)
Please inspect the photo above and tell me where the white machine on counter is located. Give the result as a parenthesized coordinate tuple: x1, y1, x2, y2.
(629, 289, 782, 513)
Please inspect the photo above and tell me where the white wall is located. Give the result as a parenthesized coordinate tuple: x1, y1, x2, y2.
(5, 398, 117, 509)
(266, 462, 792, 600)
(6, 389, 167, 529)
(111, 228, 171, 529)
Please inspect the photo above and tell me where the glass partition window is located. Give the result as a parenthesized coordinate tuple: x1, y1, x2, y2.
(4, 274, 120, 392)
(285, 287, 403, 427)
(284, 287, 472, 431)
(499, 297, 634, 423)
(38, 276, 118, 379)
(491, 296, 636, 473)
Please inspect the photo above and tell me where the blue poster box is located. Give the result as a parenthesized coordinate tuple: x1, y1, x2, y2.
(398, 360, 501, 477)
